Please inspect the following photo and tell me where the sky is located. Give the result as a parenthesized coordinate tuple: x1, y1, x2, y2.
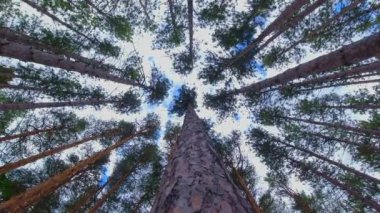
(5, 0, 379, 204)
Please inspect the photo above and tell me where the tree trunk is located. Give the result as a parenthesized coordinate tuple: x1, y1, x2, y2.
(187, 0, 194, 62)
(258, 0, 327, 52)
(167, 0, 177, 29)
(151, 106, 253, 212)
(277, 140, 380, 184)
(281, 116, 380, 137)
(88, 164, 138, 212)
(230, 33, 380, 95)
(0, 126, 62, 143)
(302, 131, 380, 153)
(0, 130, 146, 212)
(21, 0, 99, 45)
(231, 166, 262, 212)
(276, 0, 365, 58)
(0, 38, 148, 88)
(288, 158, 380, 212)
(286, 61, 380, 89)
(0, 83, 46, 92)
(0, 128, 120, 174)
(0, 99, 119, 111)
(296, 78, 380, 93)
(323, 104, 380, 110)
(227, 0, 309, 66)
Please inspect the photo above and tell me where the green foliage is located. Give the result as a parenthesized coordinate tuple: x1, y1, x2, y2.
(114, 91, 141, 114)
(146, 67, 171, 104)
(169, 85, 197, 116)
(107, 16, 133, 41)
(204, 90, 237, 118)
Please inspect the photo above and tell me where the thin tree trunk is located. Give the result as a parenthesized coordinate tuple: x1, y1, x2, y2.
(281, 116, 380, 137)
(0, 27, 117, 73)
(323, 104, 380, 110)
(302, 131, 380, 153)
(297, 78, 380, 93)
(151, 106, 253, 212)
(287, 61, 380, 88)
(132, 193, 147, 213)
(0, 128, 120, 174)
(138, 0, 152, 24)
(167, 0, 177, 29)
(0, 84, 46, 92)
(226, 0, 309, 66)
(277, 140, 380, 185)
(0, 99, 119, 111)
(21, 0, 99, 45)
(0, 130, 147, 212)
(88, 164, 138, 212)
(187, 0, 194, 62)
(288, 158, 380, 212)
(231, 166, 262, 212)
(0, 38, 148, 88)
(258, 0, 327, 51)
(0, 126, 62, 143)
(229, 33, 380, 95)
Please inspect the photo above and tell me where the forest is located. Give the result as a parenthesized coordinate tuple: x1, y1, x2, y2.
(0, 0, 379, 212)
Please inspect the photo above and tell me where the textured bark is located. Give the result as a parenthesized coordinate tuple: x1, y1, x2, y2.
(0, 131, 145, 212)
(0, 126, 61, 143)
(278, 140, 380, 185)
(21, 0, 98, 44)
(258, 0, 326, 51)
(0, 128, 120, 174)
(0, 38, 147, 88)
(230, 33, 380, 95)
(285, 61, 380, 89)
(0, 99, 119, 111)
(88, 164, 137, 212)
(281, 116, 380, 137)
(227, 0, 309, 66)
(289, 158, 380, 212)
(151, 106, 253, 212)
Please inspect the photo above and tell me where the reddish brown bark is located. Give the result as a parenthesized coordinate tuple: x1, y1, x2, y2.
(0, 38, 148, 88)
(0, 126, 61, 143)
(281, 116, 380, 137)
(0, 130, 147, 212)
(229, 33, 380, 95)
(277, 140, 380, 185)
(151, 106, 253, 212)
(88, 164, 137, 212)
(289, 158, 380, 211)
(297, 78, 380, 92)
(0, 99, 119, 111)
(0, 128, 120, 174)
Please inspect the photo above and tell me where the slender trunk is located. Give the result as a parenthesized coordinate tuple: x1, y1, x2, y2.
(132, 194, 147, 213)
(323, 104, 380, 110)
(258, 0, 327, 51)
(277, 140, 380, 185)
(288, 158, 380, 212)
(88, 164, 138, 212)
(231, 166, 262, 213)
(0, 99, 119, 111)
(227, 0, 309, 66)
(281, 116, 380, 137)
(187, 0, 194, 62)
(0, 126, 62, 143)
(230, 33, 380, 95)
(277, 0, 366, 57)
(68, 179, 111, 213)
(85, 0, 108, 17)
(0, 84, 46, 92)
(297, 78, 380, 93)
(0, 38, 148, 88)
(0, 130, 146, 212)
(302, 131, 380, 153)
(138, 0, 152, 24)
(0, 128, 120, 174)
(21, 0, 99, 45)
(0, 27, 116, 73)
(280, 186, 315, 213)
(285, 61, 380, 89)
(151, 106, 253, 212)
(168, 0, 177, 29)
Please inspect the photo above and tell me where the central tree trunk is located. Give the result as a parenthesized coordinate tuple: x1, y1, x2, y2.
(151, 106, 253, 212)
